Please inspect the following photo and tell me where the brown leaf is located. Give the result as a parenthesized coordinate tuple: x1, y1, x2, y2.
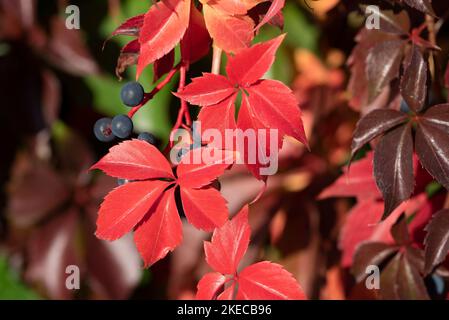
(400, 45, 427, 112)
(415, 106, 449, 190)
(424, 209, 449, 275)
(396, 252, 430, 300)
(379, 252, 401, 299)
(25, 208, 82, 300)
(367, 39, 405, 102)
(374, 123, 414, 219)
(352, 242, 397, 282)
(351, 109, 409, 160)
(390, 213, 410, 245)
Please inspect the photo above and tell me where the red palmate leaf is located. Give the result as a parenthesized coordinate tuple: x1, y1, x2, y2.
(203, 4, 254, 53)
(226, 34, 285, 87)
(374, 123, 414, 218)
(92, 141, 233, 266)
(91, 139, 174, 180)
(196, 207, 306, 300)
(134, 189, 182, 267)
(96, 180, 170, 240)
(137, 0, 190, 78)
(236, 262, 306, 300)
(204, 206, 250, 275)
(178, 36, 307, 179)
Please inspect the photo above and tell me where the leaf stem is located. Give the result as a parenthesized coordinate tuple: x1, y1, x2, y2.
(127, 63, 181, 118)
(211, 45, 223, 75)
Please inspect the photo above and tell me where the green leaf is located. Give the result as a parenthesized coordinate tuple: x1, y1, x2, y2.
(0, 256, 40, 300)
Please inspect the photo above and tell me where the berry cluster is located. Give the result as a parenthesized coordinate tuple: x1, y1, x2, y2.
(93, 81, 155, 143)
(93, 81, 156, 186)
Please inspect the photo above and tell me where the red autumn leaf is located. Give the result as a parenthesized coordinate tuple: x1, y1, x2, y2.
(181, 3, 211, 63)
(196, 206, 306, 300)
(153, 49, 175, 82)
(203, 4, 254, 53)
(177, 148, 235, 188)
(226, 34, 285, 87)
(197, 94, 238, 143)
(137, 0, 190, 78)
(244, 79, 307, 146)
(204, 206, 251, 275)
(196, 272, 228, 300)
(134, 189, 183, 267)
(96, 180, 169, 241)
(116, 39, 140, 79)
(180, 187, 229, 231)
(111, 14, 144, 37)
(318, 152, 380, 201)
(92, 141, 234, 266)
(254, 0, 285, 31)
(178, 37, 307, 179)
(176, 73, 236, 106)
(91, 139, 174, 180)
(236, 261, 307, 300)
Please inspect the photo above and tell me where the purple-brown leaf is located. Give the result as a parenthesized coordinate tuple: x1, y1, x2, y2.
(367, 39, 405, 102)
(415, 106, 449, 190)
(424, 209, 449, 275)
(400, 45, 427, 112)
(374, 123, 414, 219)
(351, 109, 409, 159)
(352, 242, 397, 282)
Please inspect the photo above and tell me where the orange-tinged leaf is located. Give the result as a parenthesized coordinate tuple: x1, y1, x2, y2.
(96, 180, 170, 241)
(203, 4, 254, 53)
(134, 189, 183, 267)
(137, 0, 190, 78)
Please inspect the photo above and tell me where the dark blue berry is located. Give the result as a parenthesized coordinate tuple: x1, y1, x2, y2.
(111, 115, 133, 139)
(138, 132, 156, 145)
(176, 148, 189, 163)
(93, 117, 114, 142)
(117, 178, 129, 186)
(120, 82, 144, 107)
(400, 100, 411, 113)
